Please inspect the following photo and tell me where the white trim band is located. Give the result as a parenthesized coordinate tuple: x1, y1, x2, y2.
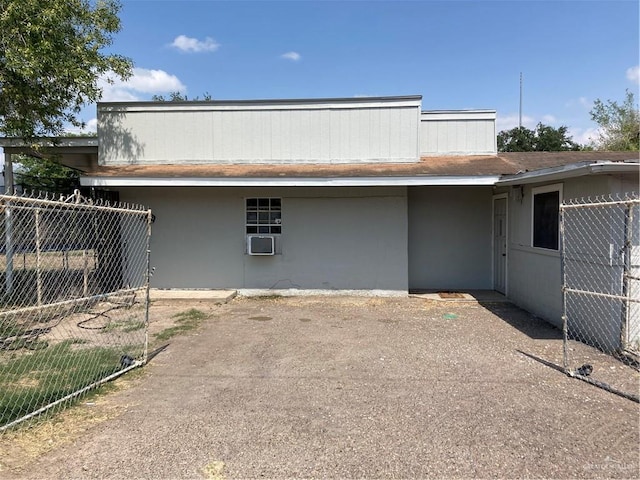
(80, 175, 501, 187)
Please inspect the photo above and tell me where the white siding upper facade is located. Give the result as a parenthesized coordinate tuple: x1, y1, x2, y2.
(420, 110, 497, 156)
(98, 96, 422, 166)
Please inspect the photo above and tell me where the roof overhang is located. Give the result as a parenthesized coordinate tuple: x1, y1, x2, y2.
(496, 161, 640, 186)
(80, 175, 501, 188)
(0, 137, 99, 171)
(0, 136, 98, 152)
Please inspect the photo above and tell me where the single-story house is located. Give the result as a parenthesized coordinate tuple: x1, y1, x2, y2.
(1, 95, 638, 329)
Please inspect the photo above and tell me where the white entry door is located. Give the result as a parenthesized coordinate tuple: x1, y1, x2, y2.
(493, 196, 507, 294)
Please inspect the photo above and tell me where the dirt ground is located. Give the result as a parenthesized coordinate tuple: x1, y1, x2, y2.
(1, 295, 639, 479)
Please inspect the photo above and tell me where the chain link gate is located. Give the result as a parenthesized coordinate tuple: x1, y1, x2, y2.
(0, 191, 152, 431)
(561, 194, 640, 402)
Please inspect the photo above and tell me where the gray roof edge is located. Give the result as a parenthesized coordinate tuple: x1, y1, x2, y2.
(496, 161, 640, 186)
(0, 136, 98, 148)
(421, 109, 497, 114)
(98, 95, 423, 108)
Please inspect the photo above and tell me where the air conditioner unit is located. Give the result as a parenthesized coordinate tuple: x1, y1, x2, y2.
(247, 235, 275, 255)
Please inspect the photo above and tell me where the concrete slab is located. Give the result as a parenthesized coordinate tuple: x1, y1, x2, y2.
(149, 288, 237, 303)
(409, 289, 509, 303)
(9, 296, 638, 479)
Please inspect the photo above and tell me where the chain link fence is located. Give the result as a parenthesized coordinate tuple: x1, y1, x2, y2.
(0, 191, 152, 431)
(561, 193, 639, 401)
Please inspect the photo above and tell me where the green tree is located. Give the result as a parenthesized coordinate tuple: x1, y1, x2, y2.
(589, 90, 640, 151)
(497, 126, 536, 152)
(14, 155, 80, 194)
(151, 91, 213, 101)
(0, 0, 132, 140)
(533, 124, 580, 151)
(498, 123, 580, 152)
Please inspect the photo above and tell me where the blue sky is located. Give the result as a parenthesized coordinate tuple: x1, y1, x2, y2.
(84, 0, 639, 145)
(8, 0, 640, 152)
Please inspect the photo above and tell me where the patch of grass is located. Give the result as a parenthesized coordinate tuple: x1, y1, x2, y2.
(102, 319, 146, 333)
(0, 340, 132, 428)
(122, 322, 146, 333)
(174, 308, 208, 322)
(0, 319, 26, 338)
(153, 308, 208, 342)
(245, 294, 282, 300)
(202, 460, 226, 480)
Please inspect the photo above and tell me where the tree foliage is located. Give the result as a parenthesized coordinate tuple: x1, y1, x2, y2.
(589, 89, 640, 151)
(151, 91, 212, 101)
(0, 0, 132, 140)
(14, 155, 80, 194)
(498, 123, 581, 152)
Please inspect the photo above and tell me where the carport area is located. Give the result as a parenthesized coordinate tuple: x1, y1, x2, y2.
(3, 296, 639, 479)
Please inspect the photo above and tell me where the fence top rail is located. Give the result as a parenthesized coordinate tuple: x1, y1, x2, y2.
(0, 191, 150, 216)
(562, 194, 639, 210)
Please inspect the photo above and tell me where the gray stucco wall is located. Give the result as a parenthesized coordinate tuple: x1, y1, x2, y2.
(503, 175, 629, 327)
(408, 186, 493, 290)
(117, 186, 408, 291)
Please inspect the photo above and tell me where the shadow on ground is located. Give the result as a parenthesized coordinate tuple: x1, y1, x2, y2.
(479, 301, 563, 341)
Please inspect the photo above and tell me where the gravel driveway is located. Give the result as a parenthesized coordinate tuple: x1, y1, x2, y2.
(3, 295, 639, 479)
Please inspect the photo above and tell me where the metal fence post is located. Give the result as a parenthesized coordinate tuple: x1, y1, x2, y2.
(560, 202, 569, 372)
(620, 203, 632, 351)
(35, 208, 43, 306)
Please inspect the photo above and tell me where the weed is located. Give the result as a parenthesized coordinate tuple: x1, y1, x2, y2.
(0, 320, 26, 339)
(245, 294, 282, 301)
(174, 308, 208, 322)
(122, 321, 145, 333)
(153, 308, 208, 342)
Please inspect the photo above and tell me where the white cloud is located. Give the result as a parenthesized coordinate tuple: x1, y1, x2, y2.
(564, 97, 591, 109)
(568, 127, 601, 146)
(170, 35, 219, 53)
(98, 83, 140, 102)
(85, 118, 98, 131)
(98, 68, 186, 102)
(497, 112, 569, 132)
(281, 51, 301, 61)
(67, 118, 98, 134)
(496, 113, 536, 131)
(626, 65, 640, 84)
(125, 68, 186, 93)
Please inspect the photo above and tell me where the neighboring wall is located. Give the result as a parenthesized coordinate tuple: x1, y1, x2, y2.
(420, 110, 497, 156)
(408, 186, 493, 290)
(98, 97, 421, 165)
(117, 186, 408, 291)
(503, 175, 630, 327)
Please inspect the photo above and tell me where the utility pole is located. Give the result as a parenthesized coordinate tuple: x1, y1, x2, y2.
(519, 72, 523, 129)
